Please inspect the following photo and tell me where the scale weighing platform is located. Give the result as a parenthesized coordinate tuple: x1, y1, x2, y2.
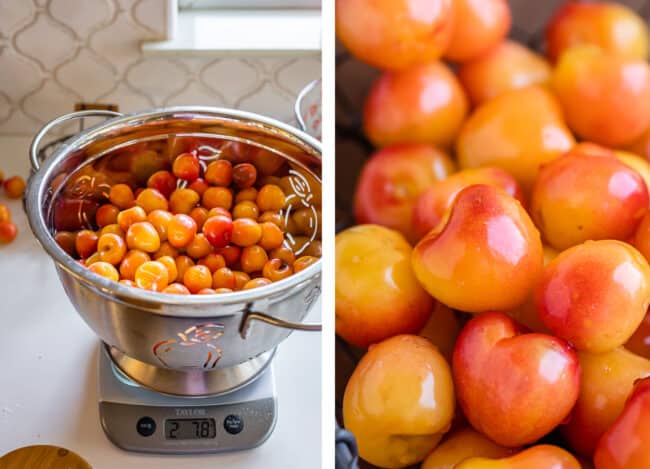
(98, 345, 277, 454)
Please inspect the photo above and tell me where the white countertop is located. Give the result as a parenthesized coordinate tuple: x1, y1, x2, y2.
(0, 137, 321, 468)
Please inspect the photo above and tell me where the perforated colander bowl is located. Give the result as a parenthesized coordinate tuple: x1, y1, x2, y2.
(25, 106, 322, 396)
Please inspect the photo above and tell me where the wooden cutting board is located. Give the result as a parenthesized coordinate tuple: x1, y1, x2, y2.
(0, 445, 91, 469)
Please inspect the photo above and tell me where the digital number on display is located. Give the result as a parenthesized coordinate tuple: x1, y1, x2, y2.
(165, 418, 216, 440)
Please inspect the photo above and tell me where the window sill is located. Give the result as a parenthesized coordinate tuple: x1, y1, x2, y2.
(142, 9, 321, 57)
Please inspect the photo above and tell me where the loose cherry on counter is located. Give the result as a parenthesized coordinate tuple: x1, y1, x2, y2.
(3, 176, 25, 199)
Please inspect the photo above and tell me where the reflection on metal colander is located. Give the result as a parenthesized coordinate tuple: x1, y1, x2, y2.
(284, 169, 320, 256)
(295, 79, 322, 141)
(153, 324, 225, 369)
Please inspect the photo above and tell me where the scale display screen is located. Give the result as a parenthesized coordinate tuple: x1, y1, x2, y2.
(165, 418, 216, 440)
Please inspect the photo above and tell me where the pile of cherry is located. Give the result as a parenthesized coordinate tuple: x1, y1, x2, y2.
(336, 1, 650, 469)
(0, 172, 26, 244)
(52, 149, 320, 295)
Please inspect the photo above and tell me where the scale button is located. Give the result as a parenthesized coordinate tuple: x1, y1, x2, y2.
(136, 416, 156, 437)
(224, 414, 243, 434)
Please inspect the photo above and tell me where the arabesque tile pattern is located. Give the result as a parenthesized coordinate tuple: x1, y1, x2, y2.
(0, 0, 321, 135)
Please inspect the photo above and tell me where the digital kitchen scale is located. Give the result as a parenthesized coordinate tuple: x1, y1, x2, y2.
(98, 345, 277, 454)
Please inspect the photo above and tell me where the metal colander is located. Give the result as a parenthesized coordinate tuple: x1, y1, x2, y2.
(25, 105, 322, 397)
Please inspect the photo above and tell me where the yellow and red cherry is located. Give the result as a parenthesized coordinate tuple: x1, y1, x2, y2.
(172, 152, 201, 182)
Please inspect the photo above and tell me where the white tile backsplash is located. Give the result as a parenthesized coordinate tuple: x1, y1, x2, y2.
(0, 0, 320, 135)
(201, 58, 259, 99)
(14, 12, 78, 70)
(49, 0, 113, 39)
(0, 1, 35, 35)
(56, 49, 117, 101)
(0, 49, 43, 102)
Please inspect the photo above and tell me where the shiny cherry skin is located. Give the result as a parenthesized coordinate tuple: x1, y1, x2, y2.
(256, 184, 285, 212)
(147, 170, 176, 198)
(536, 240, 650, 353)
(172, 152, 200, 182)
(204, 159, 232, 187)
(335, 0, 455, 70)
(412, 167, 524, 241)
(354, 143, 455, 242)
(452, 312, 580, 447)
(167, 214, 197, 248)
(552, 45, 650, 147)
(3, 176, 25, 199)
(183, 265, 212, 293)
(135, 188, 168, 213)
(456, 444, 581, 469)
(75, 230, 99, 259)
(615, 150, 650, 194)
(458, 40, 552, 106)
(363, 62, 468, 150)
(95, 204, 120, 228)
(135, 260, 169, 292)
(343, 335, 455, 468)
(88, 261, 119, 282)
(444, 0, 510, 63)
(231, 218, 262, 247)
(412, 185, 543, 313)
(562, 347, 650, 458)
(97, 233, 127, 265)
(202, 215, 233, 248)
(456, 86, 575, 191)
(421, 427, 514, 469)
(594, 377, 650, 469)
(0, 221, 17, 244)
(126, 221, 161, 253)
(119, 250, 150, 280)
(530, 143, 649, 250)
(116, 206, 146, 232)
(336, 225, 433, 348)
(169, 188, 200, 215)
(545, 1, 649, 62)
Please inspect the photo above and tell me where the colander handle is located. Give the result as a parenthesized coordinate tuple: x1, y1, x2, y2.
(239, 311, 321, 339)
(29, 109, 124, 171)
(294, 78, 321, 134)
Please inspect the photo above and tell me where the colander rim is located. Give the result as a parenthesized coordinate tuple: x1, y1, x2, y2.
(25, 106, 322, 313)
